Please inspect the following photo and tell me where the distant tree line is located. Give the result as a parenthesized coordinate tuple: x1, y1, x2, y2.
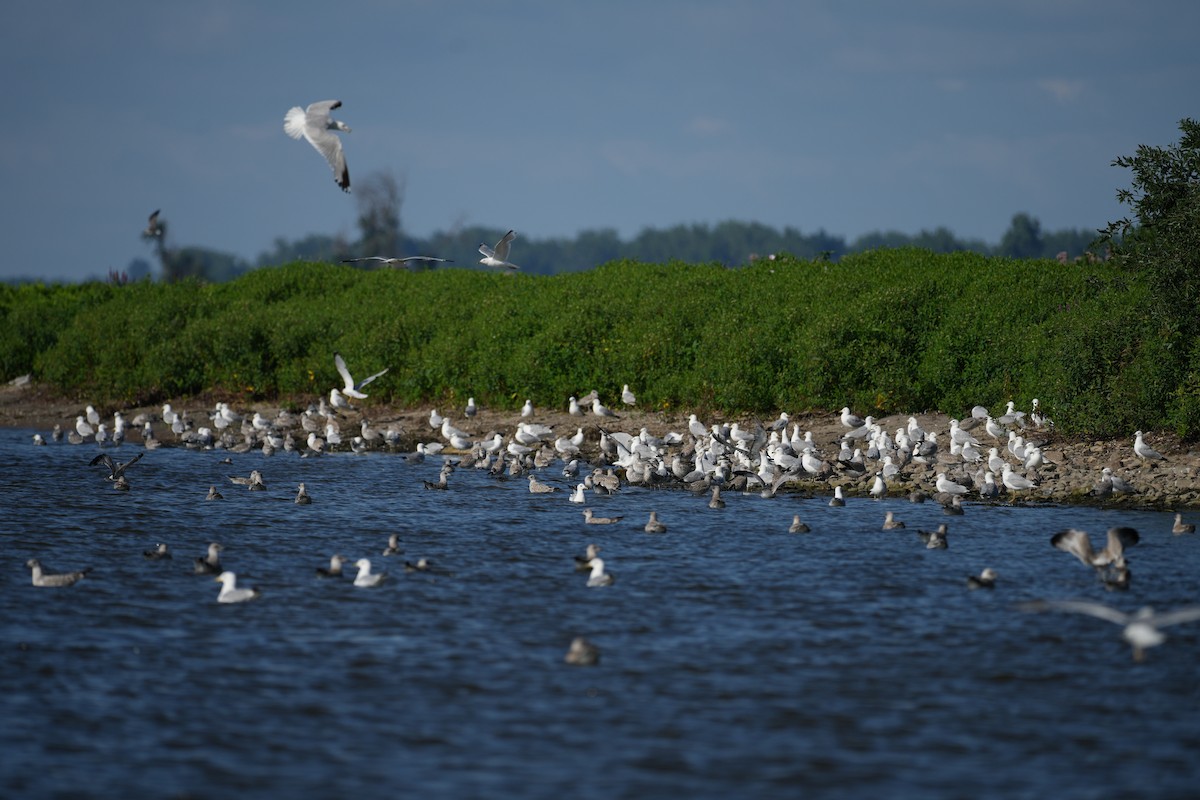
(86, 168, 1101, 284)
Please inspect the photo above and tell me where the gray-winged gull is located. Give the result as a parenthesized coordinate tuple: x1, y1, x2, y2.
(26, 559, 92, 587)
(215, 571, 261, 603)
(1019, 600, 1200, 661)
(351, 558, 386, 587)
(479, 230, 520, 270)
(284, 99, 351, 191)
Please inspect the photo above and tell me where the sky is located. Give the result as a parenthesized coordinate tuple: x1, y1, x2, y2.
(3, 0, 1197, 282)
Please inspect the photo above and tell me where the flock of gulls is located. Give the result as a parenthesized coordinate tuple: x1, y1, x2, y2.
(21, 352, 1200, 663)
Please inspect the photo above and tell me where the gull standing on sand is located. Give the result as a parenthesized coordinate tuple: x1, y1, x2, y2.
(284, 99, 351, 191)
(1018, 600, 1200, 661)
(479, 230, 520, 270)
(215, 572, 261, 603)
(622, 385, 637, 406)
(26, 559, 92, 587)
(334, 352, 388, 400)
(1001, 464, 1036, 495)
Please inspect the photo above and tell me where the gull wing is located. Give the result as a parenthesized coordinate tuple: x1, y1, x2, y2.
(478, 242, 496, 258)
(1050, 529, 1096, 566)
(303, 125, 349, 191)
(1147, 606, 1200, 629)
(334, 352, 356, 392)
(355, 367, 389, 391)
(493, 230, 515, 262)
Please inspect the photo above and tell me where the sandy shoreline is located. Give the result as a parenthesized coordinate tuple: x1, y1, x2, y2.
(5, 380, 1199, 509)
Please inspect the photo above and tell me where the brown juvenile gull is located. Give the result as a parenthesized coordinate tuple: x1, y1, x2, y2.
(1173, 513, 1196, 535)
(228, 470, 267, 491)
(564, 637, 600, 666)
(294, 483, 312, 504)
(1018, 600, 1200, 662)
(583, 509, 623, 525)
(644, 511, 667, 533)
(284, 99, 351, 191)
(917, 524, 949, 549)
(89, 451, 144, 481)
(27, 559, 92, 587)
(881, 511, 905, 530)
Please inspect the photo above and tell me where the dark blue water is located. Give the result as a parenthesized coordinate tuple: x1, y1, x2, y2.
(3, 430, 1199, 799)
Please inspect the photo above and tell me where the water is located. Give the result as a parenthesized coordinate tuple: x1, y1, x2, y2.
(3, 430, 1199, 799)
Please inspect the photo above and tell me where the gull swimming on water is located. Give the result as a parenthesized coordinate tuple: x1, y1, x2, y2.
(583, 509, 623, 525)
(967, 568, 997, 589)
(382, 533, 403, 556)
(574, 543, 601, 571)
(316, 554, 347, 578)
(789, 515, 810, 533)
(26, 559, 92, 587)
(1018, 600, 1200, 661)
(341, 255, 453, 268)
(194, 543, 224, 575)
(1173, 513, 1196, 535)
(644, 511, 667, 533)
(829, 486, 846, 507)
(294, 483, 312, 504)
(564, 636, 600, 666)
(283, 99, 351, 192)
(206, 485, 224, 501)
(917, 524, 949, 549)
(882, 511, 905, 530)
(334, 352, 388, 400)
(479, 230, 520, 270)
(215, 571, 261, 603)
(585, 557, 615, 587)
(350, 558, 386, 587)
(143, 543, 172, 561)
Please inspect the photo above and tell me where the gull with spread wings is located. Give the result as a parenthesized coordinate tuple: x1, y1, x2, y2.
(284, 99, 352, 192)
(334, 352, 388, 400)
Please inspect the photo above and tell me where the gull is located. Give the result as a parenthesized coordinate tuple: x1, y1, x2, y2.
(997, 401, 1026, 427)
(1018, 600, 1200, 661)
(568, 396, 583, 416)
(228, 469, 267, 491)
(382, 534, 403, 556)
(30, 433, 44, 446)
(283, 99, 351, 192)
(143, 543, 172, 560)
(86, 405, 101, 426)
(583, 509, 623, 525)
(840, 406, 865, 429)
(593, 398, 619, 418)
(917, 524, 949, 549)
(1001, 464, 1036, 495)
(334, 352, 387, 400)
(1173, 513, 1196, 535)
(585, 557, 615, 587)
(564, 637, 600, 666)
(521, 399, 534, 417)
(788, 515, 810, 534)
(206, 485, 224, 501)
(828, 486, 846, 507)
(869, 474, 887, 500)
(26, 559, 92, 587)
(194, 543, 224, 574)
(404, 558, 432, 573)
(341, 255, 453, 268)
(143, 209, 164, 238)
(1051, 527, 1139, 569)
(644, 511, 667, 533)
(479, 229, 520, 270)
(1133, 430, 1165, 462)
(882, 511, 905, 530)
(568, 483, 586, 504)
(89, 451, 144, 481)
(429, 409, 444, 429)
(967, 568, 997, 590)
(295, 483, 312, 504)
(574, 543, 601, 571)
(316, 554, 347, 578)
(75, 415, 95, 439)
(528, 475, 557, 494)
(935, 472, 969, 495)
(215, 572, 261, 603)
(708, 485, 726, 509)
(465, 397, 478, 418)
(622, 384, 637, 406)
(350, 558, 386, 587)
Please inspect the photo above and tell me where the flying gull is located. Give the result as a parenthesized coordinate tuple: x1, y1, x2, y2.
(1019, 600, 1200, 661)
(342, 256, 453, 268)
(284, 99, 351, 191)
(479, 230, 520, 270)
(334, 352, 388, 400)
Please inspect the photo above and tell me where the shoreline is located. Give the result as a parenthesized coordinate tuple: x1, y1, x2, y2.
(5, 381, 1199, 510)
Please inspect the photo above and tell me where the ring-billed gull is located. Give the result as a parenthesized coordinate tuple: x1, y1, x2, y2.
(621, 384, 637, 406)
(342, 255, 453, 268)
(1133, 430, 1165, 462)
(1018, 600, 1200, 661)
(585, 557, 615, 587)
(829, 486, 846, 507)
(26, 559, 92, 587)
(479, 230, 520, 270)
(334, 352, 387, 400)
(284, 99, 351, 192)
(583, 509, 623, 525)
(351, 558, 386, 587)
(215, 571, 261, 603)
(564, 637, 600, 666)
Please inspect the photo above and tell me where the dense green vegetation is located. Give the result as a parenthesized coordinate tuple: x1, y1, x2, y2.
(2, 248, 1195, 438)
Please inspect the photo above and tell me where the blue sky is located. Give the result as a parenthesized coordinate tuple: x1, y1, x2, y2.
(3, 1, 1196, 281)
